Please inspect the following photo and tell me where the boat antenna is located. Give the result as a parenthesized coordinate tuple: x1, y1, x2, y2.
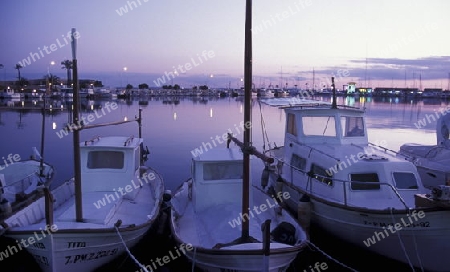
(241, 0, 252, 242)
(71, 27, 83, 222)
(331, 77, 337, 109)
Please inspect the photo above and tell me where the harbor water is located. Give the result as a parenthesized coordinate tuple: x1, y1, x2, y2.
(0, 94, 443, 271)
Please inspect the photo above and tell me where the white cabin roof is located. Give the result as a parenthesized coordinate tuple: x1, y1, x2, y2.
(192, 147, 244, 162)
(79, 136, 142, 149)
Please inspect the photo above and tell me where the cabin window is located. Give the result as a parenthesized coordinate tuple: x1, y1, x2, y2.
(393, 172, 418, 189)
(290, 154, 306, 170)
(350, 173, 380, 190)
(203, 162, 243, 180)
(310, 164, 333, 186)
(302, 116, 336, 137)
(135, 148, 140, 171)
(287, 113, 297, 136)
(87, 151, 124, 169)
(342, 116, 365, 137)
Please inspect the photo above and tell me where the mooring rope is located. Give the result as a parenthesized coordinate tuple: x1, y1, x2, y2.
(191, 247, 197, 272)
(114, 224, 149, 272)
(389, 208, 415, 271)
(306, 240, 359, 272)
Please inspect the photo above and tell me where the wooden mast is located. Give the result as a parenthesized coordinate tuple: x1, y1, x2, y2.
(241, 0, 252, 241)
(71, 28, 83, 222)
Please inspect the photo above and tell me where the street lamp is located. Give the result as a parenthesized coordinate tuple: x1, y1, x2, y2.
(123, 67, 128, 86)
(48, 61, 55, 92)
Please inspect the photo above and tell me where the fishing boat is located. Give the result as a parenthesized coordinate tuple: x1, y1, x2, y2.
(0, 151, 55, 221)
(169, 146, 307, 272)
(0, 29, 164, 272)
(398, 110, 450, 189)
(260, 81, 450, 272)
(168, 2, 308, 271)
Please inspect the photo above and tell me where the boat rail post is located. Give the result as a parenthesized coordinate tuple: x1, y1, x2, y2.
(262, 219, 271, 272)
(43, 186, 54, 227)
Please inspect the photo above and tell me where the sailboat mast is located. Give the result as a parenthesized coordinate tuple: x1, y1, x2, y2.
(39, 100, 46, 177)
(71, 28, 83, 222)
(241, 0, 252, 241)
(312, 68, 315, 92)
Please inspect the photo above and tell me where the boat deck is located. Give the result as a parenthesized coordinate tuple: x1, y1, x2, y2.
(171, 180, 306, 249)
(3, 168, 163, 231)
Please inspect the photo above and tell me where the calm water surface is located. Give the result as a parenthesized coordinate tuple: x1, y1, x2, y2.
(0, 95, 446, 271)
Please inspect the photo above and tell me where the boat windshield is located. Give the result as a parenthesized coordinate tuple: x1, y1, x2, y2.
(203, 162, 243, 180)
(302, 116, 336, 137)
(392, 172, 418, 189)
(341, 116, 365, 137)
(87, 151, 124, 169)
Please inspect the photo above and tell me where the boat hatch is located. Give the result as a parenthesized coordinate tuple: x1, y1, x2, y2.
(359, 153, 388, 161)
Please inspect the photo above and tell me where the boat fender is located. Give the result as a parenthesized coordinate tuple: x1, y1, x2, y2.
(275, 176, 284, 193)
(267, 186, 276, 199)
(297, 195, 311, 235)
(270, 221, 296, 245)
(0, 198, 12, 215)
(261, 166, 270, 189)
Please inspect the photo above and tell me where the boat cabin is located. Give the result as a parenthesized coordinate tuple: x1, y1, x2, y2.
(80, 136, 143, 200)
(284, 105, 368, 147)
(191, 148, 252, 212)
(277, 104, 425, 209)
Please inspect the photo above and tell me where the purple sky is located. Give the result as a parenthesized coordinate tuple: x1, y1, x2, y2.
(1, 0, 449, 89)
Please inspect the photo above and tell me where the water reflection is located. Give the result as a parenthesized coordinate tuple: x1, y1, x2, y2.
(0, 95, 446, 191)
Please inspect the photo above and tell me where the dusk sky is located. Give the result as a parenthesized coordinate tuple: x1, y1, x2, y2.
(1, 0, 449, 89)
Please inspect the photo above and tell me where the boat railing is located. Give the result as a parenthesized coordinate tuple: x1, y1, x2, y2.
(281, 161, 411, 210)
(84, 135, 101, 146)
(365, 142, 412, 159)
(2, 171, 47, 195)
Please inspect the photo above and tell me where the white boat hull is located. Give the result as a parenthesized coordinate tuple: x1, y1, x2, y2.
(170, 179, 307, 272)
(2, 165, 164, 272)
(277, 180, 450, 272)
(183, 248, 299, 272)
(5, 227, 149, 272)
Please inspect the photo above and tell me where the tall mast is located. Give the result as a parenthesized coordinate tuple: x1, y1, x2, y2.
(71, 28, 83, 222)
(312, 68, 315, 92)
(241, 0, 252, 241)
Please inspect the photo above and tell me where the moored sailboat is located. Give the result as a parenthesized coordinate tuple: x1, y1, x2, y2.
(168, 1, 308, 271)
